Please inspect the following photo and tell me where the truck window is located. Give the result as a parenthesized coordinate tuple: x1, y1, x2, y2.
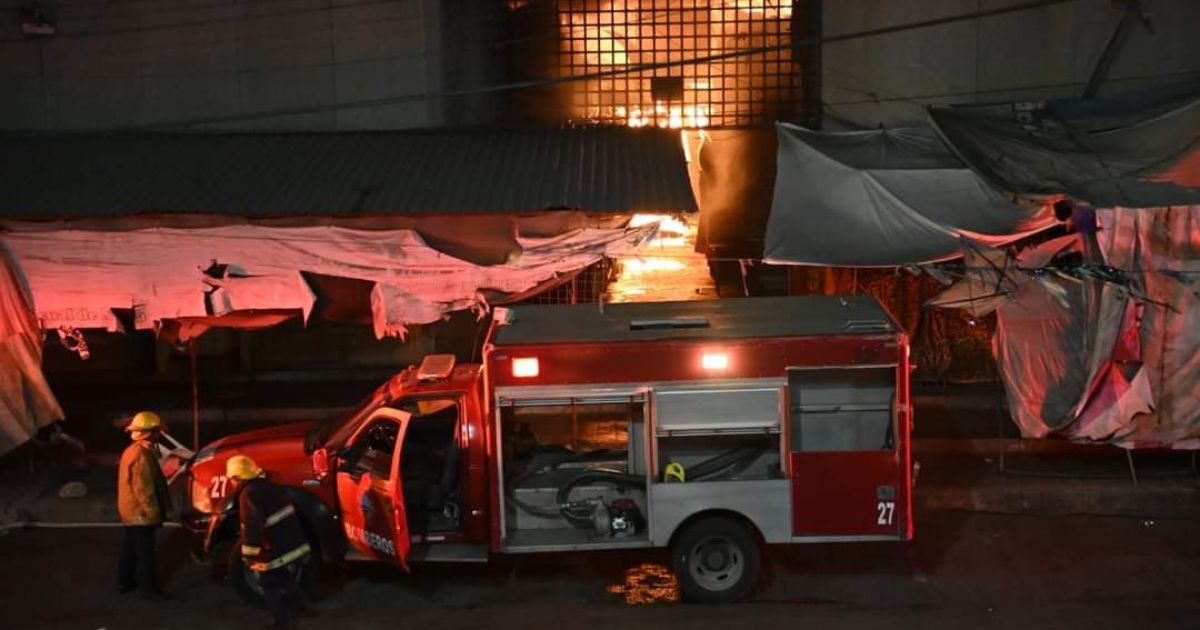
(788, 367, 896, 452)
(323, 385, 391, 451)
(346, 420, 399, 479)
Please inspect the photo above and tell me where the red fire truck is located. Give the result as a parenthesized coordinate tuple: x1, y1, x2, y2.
(185, 295, 912, 603)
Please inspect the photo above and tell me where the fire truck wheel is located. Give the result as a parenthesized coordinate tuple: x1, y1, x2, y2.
(670, 516, 760, 603)
(229, 537, 321, 607)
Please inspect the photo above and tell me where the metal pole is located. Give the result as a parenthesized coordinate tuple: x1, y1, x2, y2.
(189, 339, 200, 451)
(1083, 1, 1148, 99)
(1125, 448, 1138, 486)
(571, 398, 580, 454)
(996, 380, 1007, 475)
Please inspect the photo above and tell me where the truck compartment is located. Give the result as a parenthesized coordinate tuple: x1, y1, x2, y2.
(788, 367, 896, 452)
(499, 398, 651, 551)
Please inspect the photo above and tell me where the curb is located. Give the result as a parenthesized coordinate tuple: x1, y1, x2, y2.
(917, 481, 1200, 519)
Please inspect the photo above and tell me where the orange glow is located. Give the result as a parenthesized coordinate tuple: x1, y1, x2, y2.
(630, 213, 689, 236)
(512, 357, 540, 378)
(606, 563, 680, 605)
(626, 102, 711, 129)
(701, 353, 729, 370)
(609, 213, 714, 303)
(621, 258, 686, 275)
(731, 0, 792, 18)
(557, 0, 795, 129)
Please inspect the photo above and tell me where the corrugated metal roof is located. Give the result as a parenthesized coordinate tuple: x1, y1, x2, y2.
(492, 295, 899, 346)
(0, 128, 697, 217)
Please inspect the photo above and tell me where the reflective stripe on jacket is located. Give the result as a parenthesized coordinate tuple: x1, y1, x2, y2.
(117, 441, 170, 526)
(238, 478, 309, 572)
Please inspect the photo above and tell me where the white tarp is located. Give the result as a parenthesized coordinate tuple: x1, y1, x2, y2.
(1095, 206, 1200, 448)
(0, 248, 64, 456)
(765, 123, 1054, 266)
(0, 223, 655, 340)
(930, 206, 1200, 447)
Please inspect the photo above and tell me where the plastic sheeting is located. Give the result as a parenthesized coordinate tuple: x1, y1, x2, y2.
(765, 123, 1054, 266)
(930, 206, 1200, 447)
(1096, 206, 1200, 448)
(0, 222, 655, 341)
(929, 85, 1200, 208)
(0, 248, 64, 456)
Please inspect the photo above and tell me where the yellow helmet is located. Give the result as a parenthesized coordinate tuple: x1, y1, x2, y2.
(125, 411, 163, 433)
(225, 455, 264, 480)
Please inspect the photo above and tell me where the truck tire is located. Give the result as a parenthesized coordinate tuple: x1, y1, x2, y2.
(229, 536, 320, 607)
(670, 516, 760, 603)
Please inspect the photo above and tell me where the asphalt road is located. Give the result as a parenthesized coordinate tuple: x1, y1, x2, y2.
(3, 511, 1198, 630)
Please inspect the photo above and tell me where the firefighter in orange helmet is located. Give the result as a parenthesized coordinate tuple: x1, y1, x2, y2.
(226, 455, 314, 630)
(116, 411, 173, 600)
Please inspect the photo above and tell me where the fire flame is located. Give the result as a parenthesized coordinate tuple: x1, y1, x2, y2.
(558, 0, 792, 129)
(611, 214, 714, 302)
(622, 103, 711, 129)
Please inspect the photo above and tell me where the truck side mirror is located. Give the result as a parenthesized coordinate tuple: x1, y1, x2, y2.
(312, 448, 332, 480)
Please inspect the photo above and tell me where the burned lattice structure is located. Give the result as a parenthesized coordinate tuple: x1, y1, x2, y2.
(507, 0, 808, 129)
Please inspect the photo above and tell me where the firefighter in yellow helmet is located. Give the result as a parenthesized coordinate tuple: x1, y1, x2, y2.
(116, 411, 172, 600)
(226, 455, 314, 630)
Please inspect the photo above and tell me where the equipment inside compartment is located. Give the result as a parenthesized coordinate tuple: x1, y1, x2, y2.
(499, 398, 778, 545)
(501, 401, 648, 540)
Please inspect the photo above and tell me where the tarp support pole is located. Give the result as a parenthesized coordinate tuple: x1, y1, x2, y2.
(1125, 449, 1138, 486)
(189, 339, 199, 451)
(1083, 1, 1149, 99)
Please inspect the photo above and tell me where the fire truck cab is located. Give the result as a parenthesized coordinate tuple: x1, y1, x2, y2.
(187, 295, 912, 603)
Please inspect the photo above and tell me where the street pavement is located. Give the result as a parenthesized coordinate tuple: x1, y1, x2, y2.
(2, 511, 1198, 630)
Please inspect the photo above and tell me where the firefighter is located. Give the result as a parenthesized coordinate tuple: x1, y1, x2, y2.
(116, 411, 173, 600)
(226, 454, 313, 630)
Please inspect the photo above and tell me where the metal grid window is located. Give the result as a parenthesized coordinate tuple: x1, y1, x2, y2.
(554, 0, 800, 128)
(519, 259, 616, 305)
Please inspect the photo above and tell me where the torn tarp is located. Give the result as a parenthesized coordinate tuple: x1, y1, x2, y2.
(930, 206, 1200, 447)
(765, 123, 1054, 266)
(1096, 206, 1200, 448)
(0, 247, 64, 457)
(0, 221, 654, 341)
(928, 83, 1200, 208)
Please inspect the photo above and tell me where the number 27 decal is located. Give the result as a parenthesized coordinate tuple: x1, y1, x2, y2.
(876, 501, 895, 526)
(209, 475, 230, 499)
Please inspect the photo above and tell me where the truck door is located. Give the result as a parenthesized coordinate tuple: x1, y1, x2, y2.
(787, 365, 908, 538)
(335, 408, 412, 570)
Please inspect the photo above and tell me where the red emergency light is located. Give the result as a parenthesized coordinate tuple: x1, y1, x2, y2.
(512, 357, 540, 378)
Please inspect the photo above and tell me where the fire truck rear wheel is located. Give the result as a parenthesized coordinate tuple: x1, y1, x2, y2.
(670, 516, 760, 603)
(229, 536, 321, 607)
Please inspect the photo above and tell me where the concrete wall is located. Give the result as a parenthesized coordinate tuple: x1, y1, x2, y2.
(0, 0, 498, 130)
(822, 0, 1200, 128)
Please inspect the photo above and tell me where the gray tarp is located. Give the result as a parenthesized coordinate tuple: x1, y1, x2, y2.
(765, 124, 1053, 266)
(929, 84, 1200, 208)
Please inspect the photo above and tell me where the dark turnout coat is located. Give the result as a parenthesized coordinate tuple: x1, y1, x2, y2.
(117, 440, 171, 526)
(237, 478, 311, 572)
